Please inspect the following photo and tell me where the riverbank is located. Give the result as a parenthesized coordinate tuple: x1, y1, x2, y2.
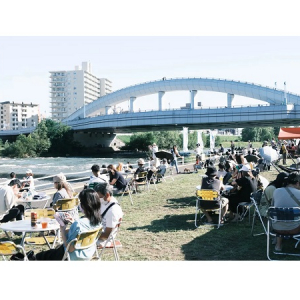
(2, 159, 298, 261)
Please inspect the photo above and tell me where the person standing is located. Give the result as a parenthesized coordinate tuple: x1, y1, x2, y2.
(149, 143, 159, 168)
(281, 143, 287, 165)
(170, 145, 181, 174)
(230, 141, 235, 154)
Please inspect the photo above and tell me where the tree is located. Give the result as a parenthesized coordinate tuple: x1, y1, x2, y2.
(241, 127, 276, 142)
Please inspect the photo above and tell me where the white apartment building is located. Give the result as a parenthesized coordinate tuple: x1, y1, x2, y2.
(0, 101, 40, 130)
(50, 62, 113, 122)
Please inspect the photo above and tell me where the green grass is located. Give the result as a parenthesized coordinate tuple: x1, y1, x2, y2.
(1, 158, 299, 261)
(117, 135, 131, 144)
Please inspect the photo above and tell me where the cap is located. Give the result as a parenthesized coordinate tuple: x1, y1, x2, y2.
(240, 165, 251, 172)
(53, 173, 67, 183)
(138, 158, 145, 165)
(26, 169, 32, 174)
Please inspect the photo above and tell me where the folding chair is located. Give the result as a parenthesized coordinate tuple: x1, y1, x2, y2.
(24, 208, 60, 248)
(146, 170, 158, 191)
(121, 178, 135, 205)
(250, 190, 267, 236)
(236, 196, 255, 224)
(134, 171, 149, 192)
(267, 207, 300, 260)
(163, 166, 174, 182)
(98, 218, 122, 261)
(0, 241, 28, 261)
(53, 198, 80, 221)
(62, 227, 102, 261)
(195, 189, 222, 229)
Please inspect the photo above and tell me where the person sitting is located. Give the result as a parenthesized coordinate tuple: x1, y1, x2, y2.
(35, 189, 102, 260)
(157, 158, 168, 177)
(10, 172, 16, 179)
(94, 183, 123, 248)
(200, 166, 229, 224)
(216, 163, 227, 179)
(22, 169, 35, 190)
(85, 164, 108, 189)
(101, 164, 108, 174)
(107, 164, 128, 194)
(133, 158, 148, 189)
(226, 164, 257, 221)
(219, 144, 224, 154)
(0, 179, 24, 223)
(194, 154, 204, 172)
(258, 172, 288, 217)
(51, 173, 74, 206)
(272, 172, 300, 252)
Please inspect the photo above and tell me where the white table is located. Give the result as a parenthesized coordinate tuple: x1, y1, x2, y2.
(0, 219, 60, 249)
(196, 185, 233, 192)
(16, 196, 50, 209)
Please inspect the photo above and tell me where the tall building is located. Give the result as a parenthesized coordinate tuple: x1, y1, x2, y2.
(50, 62, 112, 122)
(0, 101, 40, 130)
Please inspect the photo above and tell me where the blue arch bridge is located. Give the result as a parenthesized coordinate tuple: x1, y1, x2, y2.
(1, 78, 300, 147)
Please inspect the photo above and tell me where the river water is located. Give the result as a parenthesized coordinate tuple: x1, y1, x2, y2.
(0, 155, 144, 181)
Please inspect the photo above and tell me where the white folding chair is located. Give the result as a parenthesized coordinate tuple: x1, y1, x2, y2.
(250, 190, 267, 236)
(98, 218, 122, 261)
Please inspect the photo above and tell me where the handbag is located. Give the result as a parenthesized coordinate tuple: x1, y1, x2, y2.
(10, 250, 35, 261)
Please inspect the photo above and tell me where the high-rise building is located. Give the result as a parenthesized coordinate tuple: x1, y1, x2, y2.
(0, 101, 40, 130)
(49, 62, 112, 122)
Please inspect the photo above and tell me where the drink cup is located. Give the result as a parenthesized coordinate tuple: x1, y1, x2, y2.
(41, 218, 48, 229)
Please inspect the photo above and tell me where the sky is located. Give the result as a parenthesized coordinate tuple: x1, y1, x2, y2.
(1, 0, 300, 296)
(1, 37, 300, 116)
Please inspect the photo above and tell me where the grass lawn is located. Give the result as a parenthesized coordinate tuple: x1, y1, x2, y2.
(1, 158, 299, 261)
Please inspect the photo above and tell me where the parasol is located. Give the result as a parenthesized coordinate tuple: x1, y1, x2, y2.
(154, 150, 173, 160)
(259, 146, 279, 162)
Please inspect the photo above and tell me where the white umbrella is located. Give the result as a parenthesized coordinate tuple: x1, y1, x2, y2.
(259, 146, 279, 162)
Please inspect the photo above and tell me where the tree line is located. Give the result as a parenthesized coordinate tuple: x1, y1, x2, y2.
(0, 119, 84, 158)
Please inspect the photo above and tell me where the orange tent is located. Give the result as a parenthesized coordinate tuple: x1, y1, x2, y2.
(278, 127, 300, 140)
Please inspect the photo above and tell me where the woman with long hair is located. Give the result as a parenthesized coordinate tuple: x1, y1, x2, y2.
(35, 189, 102, 260)
(51, 173, 73, 206)
(107, 164, 127, 193)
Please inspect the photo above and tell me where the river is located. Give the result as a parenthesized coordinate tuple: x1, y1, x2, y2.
(0, 155, 145, 181)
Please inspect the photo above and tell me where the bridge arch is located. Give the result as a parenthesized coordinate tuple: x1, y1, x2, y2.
(64, 77, 300, 122)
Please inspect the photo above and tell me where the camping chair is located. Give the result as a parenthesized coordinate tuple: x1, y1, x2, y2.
(195, 189, 222, 229)
(134, 171, 149, 192)
(267, 207, 300, 260)
(0, 241, 28, 261)
(53, 198, 80, 221)
(24, 208, 60, 248)
(98, 218, 122, 261)
(159, 166, 174, 182)
(146, 170, 158, 191)
(236, 195, 255, 224)
(250, 190, 267, 236)
(62, 227, 102, 261)
(121, 178, 135, 205)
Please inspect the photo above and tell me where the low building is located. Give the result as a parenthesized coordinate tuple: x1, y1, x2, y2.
(0, 101, 40, 130)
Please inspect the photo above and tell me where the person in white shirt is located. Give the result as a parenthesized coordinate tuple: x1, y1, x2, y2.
(94, 183, 123, 248)
(0, 179, 24, 223)
(23, 169, 35, 190)
(85, 164, 108, 190)
(149, 143, 159, 168)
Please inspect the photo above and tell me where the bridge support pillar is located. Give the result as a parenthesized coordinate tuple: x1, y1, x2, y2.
(130, 97, 136, 112)
(190, 90, 197, 109)
(227, 93, 234, 107)
(105, 106, 111, 115)
(158, 91, 165, 111)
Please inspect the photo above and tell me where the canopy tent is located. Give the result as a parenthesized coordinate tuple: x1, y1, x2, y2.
(278, 127, 300, 140)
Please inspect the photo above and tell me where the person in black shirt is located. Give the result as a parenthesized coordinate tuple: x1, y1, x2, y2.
(227, 164, 257, 221)
(107, 164, 127, 193)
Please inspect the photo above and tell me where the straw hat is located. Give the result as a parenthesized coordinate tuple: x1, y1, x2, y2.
(53, 173, 67, 183)
(137, 158, 145, 165)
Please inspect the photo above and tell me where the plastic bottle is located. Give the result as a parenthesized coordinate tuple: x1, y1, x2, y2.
(219, 175, 223, 183)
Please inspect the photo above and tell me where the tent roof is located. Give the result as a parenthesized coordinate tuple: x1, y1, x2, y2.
(278, 127, 300, 140)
